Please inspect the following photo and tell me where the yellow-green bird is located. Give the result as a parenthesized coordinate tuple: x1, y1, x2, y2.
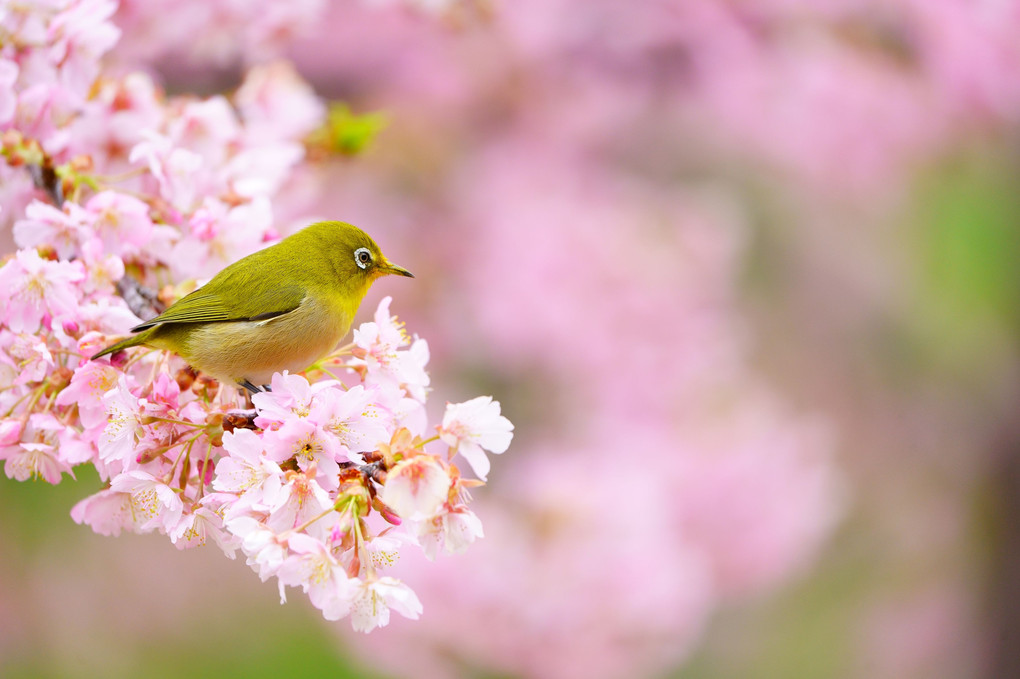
(91, 221, 413, 393)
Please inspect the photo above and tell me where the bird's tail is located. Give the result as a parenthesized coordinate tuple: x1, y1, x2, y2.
(90, 328, 155, 360)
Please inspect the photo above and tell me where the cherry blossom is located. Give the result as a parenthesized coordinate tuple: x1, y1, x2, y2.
(414, 505, 484, 560)
(0, 413, 74, 483)
(107, 469, 185, 532)
(349, 576, 423, 633)
(352, 296, 430, 400)
(380, 456, 451, 521)
(96, 378, 142, 465)
(0, 59, 18, 124)
(0, 248, 85, 333)
(212, 429, 285, 505)
(438, 396, 514, 481)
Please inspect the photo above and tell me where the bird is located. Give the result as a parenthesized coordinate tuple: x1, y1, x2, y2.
(91, 220, 413, 393)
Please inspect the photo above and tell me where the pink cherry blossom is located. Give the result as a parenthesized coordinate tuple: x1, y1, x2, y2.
(374, 384, 428, 436)
(224, 515, 289, 582)
(97, 377, 142, 466)
(0, 419, 21, 447)
(266, 467, 335, 536)
(310, 384, 392, 456)
(84, 190, 161, 257)
(55, 422, 95, 465)
(170, 197, 270, 279)
(13, 200, 94, 258)
(262, 417, 343, 489)
(251, 371, 319, 425)
(379, 456, 450, 521)
(0, 428, 72, 484)
(114, 0, 328, 66)
(349, 576, 423, 633)
(129, 130, 203, 211)
(11, 82, 76, 153)
(223, 144, 304, 200)
(171, 505, 238, 555)
(0, 59, 18, 124)
(414, 505, 484, 560)
(67, 72, 165, 171)
(70, 488, 137, 536)
(212, 429, 284, 505)
(6, 332, 55, 385)
(352, 296, 431, 400)
(235, 60, 326, 142)
(438, 396, 513, 480)
(108, 469, 184, 532)
(276, 532, 355, 621)
(47, 0, 121, 99)
(362, 533, 412, 573)
(79, 238, 125, 294)
(166, 96, 240, 166)
(69, 300, 141, 340)
(0, 248, 85, 333)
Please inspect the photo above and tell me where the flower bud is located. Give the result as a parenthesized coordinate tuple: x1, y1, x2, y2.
(335, 478, 371, 517)
(69, 154, 94, 173)
(372, 496, 402, 526)
(158, 284, 177, 307)
(135, 444, 165, 464)
(175, 365, 197, 391)
(76, 331, 108, 358)
(192, 375, 219, 400)
(1, 129, 23, 150)
(60, 176, 74, 199)
(45, 366, 74, 396)
(196, 458, 215, 485)
(204, 413, 224, 447)
(0, 419, 22, 446)
(346, 548, 361, 578)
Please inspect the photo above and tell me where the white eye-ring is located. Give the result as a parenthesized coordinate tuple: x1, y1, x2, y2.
(354, 247, 373, 269)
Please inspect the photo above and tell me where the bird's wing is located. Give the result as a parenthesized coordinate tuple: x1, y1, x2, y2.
(131, 285, 306, 331)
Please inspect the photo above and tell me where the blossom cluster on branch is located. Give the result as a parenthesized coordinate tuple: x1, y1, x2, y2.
(0, 0, 512, 630)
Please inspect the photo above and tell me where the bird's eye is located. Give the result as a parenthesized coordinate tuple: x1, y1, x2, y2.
(354, 247, 373, 269)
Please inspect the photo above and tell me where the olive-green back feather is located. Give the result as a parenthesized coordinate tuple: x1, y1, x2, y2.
(132, 221, 381, 330)
(131, 285, 306, 330)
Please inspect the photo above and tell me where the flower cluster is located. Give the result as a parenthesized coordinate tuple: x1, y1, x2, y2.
(67, 300, 510, 629)
(0, 0, 512, 630)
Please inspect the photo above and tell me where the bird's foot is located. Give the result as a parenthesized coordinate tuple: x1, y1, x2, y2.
(238, 379, 272, 395)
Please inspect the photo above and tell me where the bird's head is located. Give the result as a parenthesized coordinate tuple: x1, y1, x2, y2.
(313, 221, 414, 291)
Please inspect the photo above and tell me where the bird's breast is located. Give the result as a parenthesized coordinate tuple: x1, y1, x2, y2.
(175, 296, 351, 386)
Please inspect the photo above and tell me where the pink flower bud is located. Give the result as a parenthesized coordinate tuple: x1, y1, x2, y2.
(196, 458, 216, 485)
(372, 496, 402, 526)
(0, 419, 23, 446)
(136, 446, 164, 464)
(76, 331, 107, 358)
